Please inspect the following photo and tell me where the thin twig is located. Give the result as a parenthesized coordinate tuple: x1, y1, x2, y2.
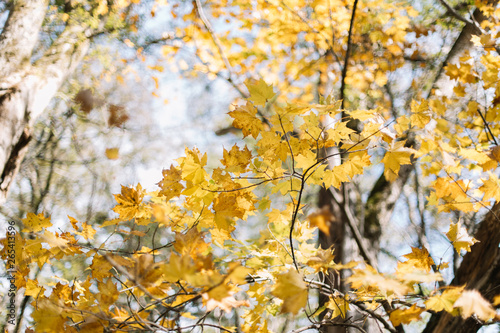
(290, 178, 306, 271)
(476, 107, 499, 145)
(340, 0, 360, 109)
(193, 0, 234, 77)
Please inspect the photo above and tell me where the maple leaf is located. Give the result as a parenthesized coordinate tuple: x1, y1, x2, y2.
(227, 263, 253, 284)
(113, 183, 151, 221)
(173, 228, 210, 259)
(306, 247, 335, 273)
(396, 261, 443, 284)
(271, 270, 308, 315)
(381, 141, 414, 182)
(479, 173, 500, 201)
(446, 221, 479, 253)
(342, 153, 371, 177)
(76, 222, 96, 240)
(257, 131, 289, 162)
(228, 102, 264, 139)
(90, 255, 114, 279)
(425, 286, 464, 313)
(295, 150, 317, 170)
(323, 167, 350, 189)
(389, 305, 424, 326)
(346, 109, 376, 121)
(410, 99, 431, 128)
(96, 278, 119, 307)
(31, 298, 66, 332)
(40, 230, 69, 248)
(488, 145, 500, 162)
(245, 78, 276, 106)
(203, 291, 250, 313)
(307, 207, 334, 236)
(325, 122, 355, 145)
(157, 164, 184, 200)
(178, 148, 208, 185)
(453, 290, 496, 321)
(221, 144, 252, 174)
(347, 265, 410, 296)
(162, 253, 196, 283)
(326, 296, 351, 319)
(25, 279, 44, 298)
(108, 104, 129, 128)
(401, 246, 435, 272)
(22, 212, 52, 233)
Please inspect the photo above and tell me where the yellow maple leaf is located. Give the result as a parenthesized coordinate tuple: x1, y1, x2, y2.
(346, 109, 376, 121)
(162, 253, 196, 283)
(295, 150, 317, 170)
(381, 141, 413, 182)
(22, 212, 52, 233)
(257, 131, 289, 162)
(113, 183, 151, 221)
(306, 247, 335, 273)
(40, 230, 69, 248)
(178, 148, 208, 185)
(425, 286, 464, 313)
(479, 173, 500, 201)
(402, 246, 435, 272)
(25, 279, 44, 298)
(220, 144, 252, 174)
(245, 78, 276, 106)
(96, 278, 119, 307)
(396, 261, 443, 283)
(271, 270, 308, 315)
(307, 207, 334, 236)
(173, 228, 210, 258)
(343, 153, 371, 177)
(203, 291, 250, 313)
(77, 222, 96, 240)
(226, 263, 253, 285)
(458, 147, 491, 164)
(323, 167, 350, 189)
(326, 296, 351, 319)
(453, 290, 496, 321)
(446, 221, 479, 253)
(157, 164, 184, 200)
(228, 102, 264, 139)
(31, 298, 66, 332)
(389, 305, 424, 326)
(325, 122, 355, 145)
(90, 255, 114, 279)
(347, 265, 410, 296)
(410, 99, 431, 128)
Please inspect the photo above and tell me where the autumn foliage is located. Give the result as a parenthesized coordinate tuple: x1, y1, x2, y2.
(2, 77, 499, 331)
(2, 0, 500, 332)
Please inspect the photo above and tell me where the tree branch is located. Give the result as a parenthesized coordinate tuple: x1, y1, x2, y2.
(340, 0, 359, 109)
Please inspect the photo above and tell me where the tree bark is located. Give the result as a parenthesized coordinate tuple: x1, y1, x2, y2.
(0, 3, 90, 204)
(423, 203, 500, 333)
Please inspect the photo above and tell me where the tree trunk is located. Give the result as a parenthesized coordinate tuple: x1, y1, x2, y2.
(424, 203, 500, 333)
(0, 2, 90, 204)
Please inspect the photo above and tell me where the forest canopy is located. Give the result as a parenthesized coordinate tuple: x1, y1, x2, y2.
(0, 0, 500, 332)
